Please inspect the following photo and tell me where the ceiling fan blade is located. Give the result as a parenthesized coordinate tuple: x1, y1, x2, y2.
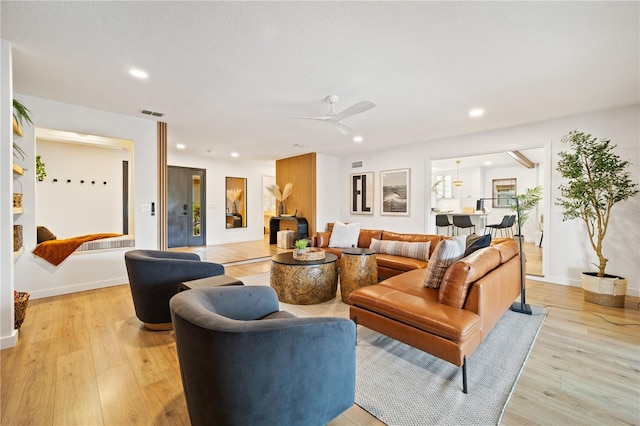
(286, 116, 330, 122)
(334, 121, 352, 135)
(329, 101, 376, 122)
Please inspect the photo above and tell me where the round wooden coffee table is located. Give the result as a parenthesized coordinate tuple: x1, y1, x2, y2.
(340, 248, 378, 304)
(270, 252, 338, 304)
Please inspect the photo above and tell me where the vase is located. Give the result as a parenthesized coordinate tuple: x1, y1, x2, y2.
(278, 201, 284, 216)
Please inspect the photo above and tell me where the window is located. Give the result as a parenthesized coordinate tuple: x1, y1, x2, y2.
(433, 174, 452, 199)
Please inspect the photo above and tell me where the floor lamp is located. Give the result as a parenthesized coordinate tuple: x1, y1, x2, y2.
(478, 197, 532, 315)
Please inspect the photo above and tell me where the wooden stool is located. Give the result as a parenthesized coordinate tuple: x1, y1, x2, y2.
(340, 248, 378, 304)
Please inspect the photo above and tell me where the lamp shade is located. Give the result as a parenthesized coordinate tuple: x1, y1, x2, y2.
(453, 160, 463, 186)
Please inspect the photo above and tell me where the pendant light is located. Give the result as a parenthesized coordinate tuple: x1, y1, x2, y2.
(453, 160, 463, 187)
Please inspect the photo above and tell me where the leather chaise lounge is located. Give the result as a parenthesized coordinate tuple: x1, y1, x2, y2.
(348, 238, 522, 393)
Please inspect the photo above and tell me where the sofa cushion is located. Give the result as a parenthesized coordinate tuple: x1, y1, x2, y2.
(377, 268, 431, 296)
(438, 246, 501, 308)
(315, 231, 332, 248)
(369, 238, 431, 261)
(424, 235, 467, 289)
(464, 234, 491, 257)
(348, 284, 480, 341)
(358, 229, 383, 248)
(491, 238, 519, 263)
(329, 221, 361, 248)
(375, 254, 428, 272)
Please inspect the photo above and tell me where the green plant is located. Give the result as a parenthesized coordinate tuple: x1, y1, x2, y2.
(13, 142, 26, 160)
(13, 99, 33, 127)
(511, 185, 543, 230)
(556, 130, 639, 277)
(35, 155, 47, 181)
(294, 239, 308, 250)
(12, 100, 32, 161)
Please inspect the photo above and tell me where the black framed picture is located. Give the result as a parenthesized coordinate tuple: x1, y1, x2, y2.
(381, 168, 410, 216)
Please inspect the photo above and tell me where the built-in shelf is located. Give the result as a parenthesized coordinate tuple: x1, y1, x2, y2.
(13, 246, 24, 260)
(13, 207, 23, 215)
(12, 163, 24, 175)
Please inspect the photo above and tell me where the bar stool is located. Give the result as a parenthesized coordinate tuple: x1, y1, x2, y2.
(435, 214, 453, 236)
(453, 215, 476, 235)
(485, 215, 511, 237)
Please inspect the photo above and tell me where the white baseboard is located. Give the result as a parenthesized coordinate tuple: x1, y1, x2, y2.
(28, 277, 128, 300)
(0, 330, 18, 349)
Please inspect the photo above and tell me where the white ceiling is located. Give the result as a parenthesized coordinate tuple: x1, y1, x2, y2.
(2, 2, 638, 162)
(431, 148, 545, 173)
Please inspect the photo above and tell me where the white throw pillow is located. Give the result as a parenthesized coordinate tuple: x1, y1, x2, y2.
(328, 221, 361, 248)
(424, 235, 467, 289)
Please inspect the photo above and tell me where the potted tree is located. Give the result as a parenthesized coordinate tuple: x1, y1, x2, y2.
(556, 130, 639, 307)
(510, 185, 542, 243)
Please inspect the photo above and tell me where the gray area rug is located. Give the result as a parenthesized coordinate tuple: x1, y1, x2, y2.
(238, 272, 547, 425)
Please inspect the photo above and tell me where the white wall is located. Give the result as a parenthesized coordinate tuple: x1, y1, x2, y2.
(167, 151, 274, 244)
(316, 153, 340, 233)
(36, 140, 129, 237)
(337, 105, 640, 296)
(12, 94, 158, 300)
(1, 39, 18, 348)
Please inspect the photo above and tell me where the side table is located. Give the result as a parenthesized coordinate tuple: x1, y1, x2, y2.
(340, 248, 378, 304)
(270, 252, 338, 304)
(180, 274, 244, 291)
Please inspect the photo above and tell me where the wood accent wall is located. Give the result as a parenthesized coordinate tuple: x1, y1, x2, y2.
(275, 153, 316, 235)
(157, 122, 168, 250)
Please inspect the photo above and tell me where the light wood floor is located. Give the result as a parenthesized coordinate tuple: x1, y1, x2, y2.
(2, 238, 638, 425)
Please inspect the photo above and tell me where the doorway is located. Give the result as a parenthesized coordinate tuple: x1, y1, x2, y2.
(430, 148, 546, 277)
(168, 166, 206, 248)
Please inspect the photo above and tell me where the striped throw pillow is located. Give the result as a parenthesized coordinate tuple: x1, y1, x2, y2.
(369, 238, 431, 261)
(424, 235, 467, 289)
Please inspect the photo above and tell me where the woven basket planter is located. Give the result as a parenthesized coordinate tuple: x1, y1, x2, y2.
(13, 224, 23, 251)
(14, 291, 30, 329)
(581, 272, 627, 308)
(293, 248, 326, 261)
(13, 193, 23, 208)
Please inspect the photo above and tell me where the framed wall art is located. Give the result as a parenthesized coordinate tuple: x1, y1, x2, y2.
(350, 172, 374, 215)
(381, 168, 410, 216)
(492, 178, 517, 208)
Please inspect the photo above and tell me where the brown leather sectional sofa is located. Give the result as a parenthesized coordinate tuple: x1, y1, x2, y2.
(312, 229, 446, 279)
(348, 237, 522, 393)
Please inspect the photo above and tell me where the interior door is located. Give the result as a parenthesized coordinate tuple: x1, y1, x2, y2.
(168, 166, 206, 248)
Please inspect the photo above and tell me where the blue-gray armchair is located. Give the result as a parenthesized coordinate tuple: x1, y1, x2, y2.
(124, 249, 225, 330)
(170, 285, 356, 426)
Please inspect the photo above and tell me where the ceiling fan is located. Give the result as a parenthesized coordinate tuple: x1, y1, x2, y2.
(288, 95, 376, 135)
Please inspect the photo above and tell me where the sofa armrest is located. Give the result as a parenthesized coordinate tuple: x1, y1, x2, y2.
(315, 232, 332, 248)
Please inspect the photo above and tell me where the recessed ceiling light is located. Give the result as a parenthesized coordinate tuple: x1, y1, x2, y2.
(469, 108, 484, 118)
(231, 152, 239, 157)
(129, 69, 148, 79)
(353, 135, 363, 143)
(484, 161, 492, 165)
(176, 144, 186, 149)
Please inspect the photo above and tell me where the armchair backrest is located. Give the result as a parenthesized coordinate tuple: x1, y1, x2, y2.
(124, 249, 225, 325)
(170, 286, 356, 426)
